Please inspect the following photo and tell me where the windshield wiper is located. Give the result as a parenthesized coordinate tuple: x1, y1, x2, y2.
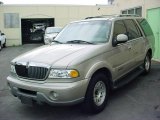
(52, 40, 63, 44)
(66, 40, 94, 44)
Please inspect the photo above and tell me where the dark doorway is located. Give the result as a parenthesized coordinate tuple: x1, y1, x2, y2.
(21, 18, 54, 44)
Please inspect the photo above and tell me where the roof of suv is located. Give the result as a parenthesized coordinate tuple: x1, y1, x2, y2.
(85, 14, 140, 19)
(88, 14, 143, 20)
(71, 14, 143, 23)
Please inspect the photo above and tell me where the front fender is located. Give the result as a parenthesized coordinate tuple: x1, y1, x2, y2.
(85, 61, 112, 79)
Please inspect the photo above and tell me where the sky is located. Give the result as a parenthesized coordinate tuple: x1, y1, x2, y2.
(1, 0, 108, 5)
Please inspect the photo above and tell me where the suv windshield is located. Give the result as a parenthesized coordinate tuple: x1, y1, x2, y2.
(55, 20, 111, 44)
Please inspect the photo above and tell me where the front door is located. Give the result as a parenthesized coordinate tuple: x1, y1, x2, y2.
(109, 20, 132, 80)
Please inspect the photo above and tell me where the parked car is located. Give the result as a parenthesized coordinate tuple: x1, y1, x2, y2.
(32, 23, 46, 32)
(0, 31, 6, 51)
(30, 30, 44, 43)
(44, 27, 62, 44)
(7, 15, 155, 114)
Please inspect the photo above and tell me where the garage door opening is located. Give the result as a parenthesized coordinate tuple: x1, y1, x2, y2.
(21, 18, 54, 44)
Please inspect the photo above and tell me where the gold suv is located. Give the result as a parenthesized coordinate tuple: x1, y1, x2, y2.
(7, 15, 155, 114)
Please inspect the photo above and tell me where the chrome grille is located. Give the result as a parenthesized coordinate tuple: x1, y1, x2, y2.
(15, 65, 48, 80)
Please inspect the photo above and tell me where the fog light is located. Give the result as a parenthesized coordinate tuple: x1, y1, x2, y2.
(50, 91, 59, 100)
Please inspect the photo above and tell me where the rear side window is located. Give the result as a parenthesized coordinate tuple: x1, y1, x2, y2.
(123, 19, 141, 40)
(136, 18, 153, 36)
(113, 20, 127, 40)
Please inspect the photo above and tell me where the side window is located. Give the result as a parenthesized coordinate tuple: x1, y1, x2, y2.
(113, 20, 127, 40)
(133, 20, 143, 37)
(124, 19, 141, 40)
(136, 18, 153, 37)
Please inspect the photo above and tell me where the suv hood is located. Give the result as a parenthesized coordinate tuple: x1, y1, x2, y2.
(12, 44, 103, 67)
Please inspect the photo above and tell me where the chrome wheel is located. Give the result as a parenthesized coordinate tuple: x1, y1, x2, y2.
(144, 55, 150, 71)
(93, 81, 106, 106)
(84, 73, 109, 113)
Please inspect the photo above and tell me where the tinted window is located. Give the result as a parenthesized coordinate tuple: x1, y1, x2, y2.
(135, 7, 142, 17)
(136, 19, 153, 36)
(113, 20, 127, 40)
(124, 19, 141, 40)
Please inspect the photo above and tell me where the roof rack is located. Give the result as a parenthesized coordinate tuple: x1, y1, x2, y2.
(85, 15, 117, 19)
(85, 14, 140, 19)
(118, 14, 140, 17)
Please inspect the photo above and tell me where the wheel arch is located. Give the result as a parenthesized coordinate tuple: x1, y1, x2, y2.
(85, 62, 113, 91)
(91, 68, 113, 89)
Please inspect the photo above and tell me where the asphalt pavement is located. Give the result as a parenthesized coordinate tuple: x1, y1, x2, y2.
(0, 44, 160, 120)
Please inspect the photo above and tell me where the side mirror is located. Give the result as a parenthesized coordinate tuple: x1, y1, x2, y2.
(117, 34, 128, 43)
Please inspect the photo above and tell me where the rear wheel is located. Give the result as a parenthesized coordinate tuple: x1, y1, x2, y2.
(0, 41, 2, 51)
(143, 53, 151, 74)
(83, 73, 109, 114)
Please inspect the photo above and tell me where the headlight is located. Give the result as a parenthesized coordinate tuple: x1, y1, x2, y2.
(10, 64, 16, 73)
(48, 69, 79, 78)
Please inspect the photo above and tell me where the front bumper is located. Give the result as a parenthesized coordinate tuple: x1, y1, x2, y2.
(7, 76, 89, 105)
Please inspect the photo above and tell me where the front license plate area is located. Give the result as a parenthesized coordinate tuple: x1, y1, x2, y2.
(20, 96, 33, 106)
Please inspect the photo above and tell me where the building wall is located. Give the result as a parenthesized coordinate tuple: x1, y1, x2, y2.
(112, 0, 160, 17)
(0, 0, 160, 46)
(0, 5, 111, 46)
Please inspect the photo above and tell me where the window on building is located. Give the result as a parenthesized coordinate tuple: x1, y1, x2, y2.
(135, 7, 142, 17)
(4, 13, 20, 28)
(108, 0, 114, 5)
(122, 10, 127, 14)
(128, 9, 134, 14)
(121, 7, 142, 16)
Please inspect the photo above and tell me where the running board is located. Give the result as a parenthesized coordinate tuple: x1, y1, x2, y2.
(113, 67, 144, 89)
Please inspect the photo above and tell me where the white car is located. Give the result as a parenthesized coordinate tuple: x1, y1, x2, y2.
(0, 32, 6, 51)
(44, 27, 62, 44)
(32, 23, 46, 32)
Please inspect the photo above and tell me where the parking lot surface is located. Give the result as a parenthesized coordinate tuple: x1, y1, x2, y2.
(0, 44, 160, 120)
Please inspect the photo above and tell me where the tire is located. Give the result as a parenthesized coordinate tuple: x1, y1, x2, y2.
(3, 39, 6, 48)
(143, 53, 151, 74)
(0, 41, 2, 51)
(83, 73, 109, 114)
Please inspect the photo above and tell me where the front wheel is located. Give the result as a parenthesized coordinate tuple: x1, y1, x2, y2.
(83, 73, 109, 114)
(3, 39, 6, 48)
(143, 53, 151, 74)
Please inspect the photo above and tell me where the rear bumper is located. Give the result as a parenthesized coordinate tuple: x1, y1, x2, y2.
(7, 76, 89, 106)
